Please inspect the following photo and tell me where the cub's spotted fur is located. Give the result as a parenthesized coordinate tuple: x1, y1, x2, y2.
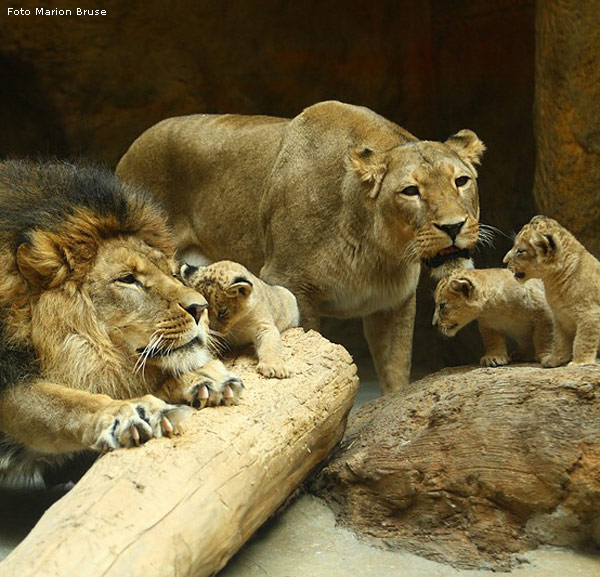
(182, 261, 300, 378)
(433, 268, 553, 367)
(504, 215, 600, 367)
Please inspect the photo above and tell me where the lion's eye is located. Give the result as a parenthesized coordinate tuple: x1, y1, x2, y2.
(399, 185, 420, 197)
(455, 176, 470, 188)
(116, 273, 139, 285)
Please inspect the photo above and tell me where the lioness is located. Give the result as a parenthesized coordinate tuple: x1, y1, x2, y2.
(433, 268, 554, 367)
(181, 260, 300, 378)
(504, 215, 600, 367)
(0, 161, 242, 483)
(117, 101, 485, 393)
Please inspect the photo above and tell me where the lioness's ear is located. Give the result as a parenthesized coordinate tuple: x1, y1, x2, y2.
(445, 130, 486, 166)
(449, 277, 474, 299)
(225, 276, 253, 298)
(347, 146, 388, 198)
(16, 233, 72, 290)
(531, 231, 557, 259)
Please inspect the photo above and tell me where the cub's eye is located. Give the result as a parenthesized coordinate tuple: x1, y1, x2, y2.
(399, 185, 420, 197)
(217, 308, 228, 319)
(116, 273, 139, 285)
(455, 176, 470, 188)
(516, 248, 527, 255)
(439, 302, 446, 311)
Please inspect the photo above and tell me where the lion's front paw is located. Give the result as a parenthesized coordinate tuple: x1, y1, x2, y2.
(93, 395, 191, 452)
(257, 360, 291, 379)
(541, 354, 570, 368)
(480, 354, 510, 368)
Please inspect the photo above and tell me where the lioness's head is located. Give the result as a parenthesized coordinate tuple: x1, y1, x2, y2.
(432, 272, 481, 337)
(503, 215, 564, 282)
(347, 130, 485, 278)
(6, 161, 211, 382)
(180, 260, 254, 335)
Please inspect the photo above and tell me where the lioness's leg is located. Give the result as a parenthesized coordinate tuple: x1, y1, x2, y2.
(253, 325, 290, 378)
(532, 312, 555, 361)
(569, 311, 600, 366)
(363, 293, 416, 394)
(0, 381, 189, 453)
(478, 324, 509, 367)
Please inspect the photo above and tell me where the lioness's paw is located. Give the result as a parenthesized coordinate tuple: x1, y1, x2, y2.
(480, 354, 510, 368)
(181, 373, 244, 409)
(541, 354, 570, 368)
(93, 396, 190, 452)
(257, 361, 291, 379)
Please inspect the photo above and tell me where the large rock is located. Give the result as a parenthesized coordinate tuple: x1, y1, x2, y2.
(534, 1, 600, 256)
(312, 364, 600, 569)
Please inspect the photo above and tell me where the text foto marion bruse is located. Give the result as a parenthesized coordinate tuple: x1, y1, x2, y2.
(7, 8, 107, 16)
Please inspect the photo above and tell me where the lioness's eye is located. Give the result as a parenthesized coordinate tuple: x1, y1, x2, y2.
(116, 273, 139, 285)
(455, 176, 470, 187)
(399, 185, 420, 197)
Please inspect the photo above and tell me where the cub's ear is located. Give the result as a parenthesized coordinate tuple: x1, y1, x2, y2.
(225, 276, 253, 298)
(16, 233, 72, 290)
(445, 130, 486, 166)
(180, 263, 199, 280)
(449, 277, 475, 299)
(531, 231, 557, 259)
(347, 146, 388, 198)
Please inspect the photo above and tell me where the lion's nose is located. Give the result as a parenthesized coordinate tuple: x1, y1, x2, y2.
(434, 220, 465, 241)
(182, 302, 208, 324)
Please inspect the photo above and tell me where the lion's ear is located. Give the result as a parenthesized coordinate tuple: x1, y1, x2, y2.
(445, 130, 486, 166)
(449, 277, 474, 299)
(225, 276, 253, 298)
(347, 146, 388, 198)
(16, 233, 72, 290)
(531, 231, 557, 260)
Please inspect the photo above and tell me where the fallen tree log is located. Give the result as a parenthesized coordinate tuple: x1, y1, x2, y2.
(312, 364, 600, 570)
(0, 328, 358, 577)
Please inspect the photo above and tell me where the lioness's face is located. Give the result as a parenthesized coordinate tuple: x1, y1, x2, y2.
(86, 237, 211, 375)
(349, 130, 484, 278)
(432, 275, 479, 336)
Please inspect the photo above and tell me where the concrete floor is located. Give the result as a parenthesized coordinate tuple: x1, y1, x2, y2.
(1, 358, 600, 576)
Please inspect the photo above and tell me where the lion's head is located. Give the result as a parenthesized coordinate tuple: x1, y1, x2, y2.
(181, 260, 254, 336)
(432, 271, 481, 337)
(0, 161, 211, 396)
(347, 129, 485, 278)
(503, 215, 565, 282)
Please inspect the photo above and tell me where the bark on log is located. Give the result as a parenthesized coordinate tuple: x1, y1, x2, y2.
(0, 328, 358, 577)
(312, 364, 600, 570)
(534, 1, 600, 256)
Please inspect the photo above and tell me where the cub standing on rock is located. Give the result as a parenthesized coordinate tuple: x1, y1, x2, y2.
(504, 215, 600, 367)
(181, 260, 300, 378)
(433, 268, 554, 367)
(116, 100, 486, 393)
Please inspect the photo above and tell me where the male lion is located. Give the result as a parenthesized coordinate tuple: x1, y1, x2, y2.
(0, 160, 242, 484)
(116, 101, 485, 393)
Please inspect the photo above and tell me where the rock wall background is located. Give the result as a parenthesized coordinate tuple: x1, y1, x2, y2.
(2, 0, 592, 377)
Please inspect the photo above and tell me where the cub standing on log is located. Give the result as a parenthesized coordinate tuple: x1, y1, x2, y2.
(116, 101, 485, 393)
(181, 260, 300, 378)
(0, 161, 243, 484)
(504, 215, 600, 367)
(433, 268, 554, 367)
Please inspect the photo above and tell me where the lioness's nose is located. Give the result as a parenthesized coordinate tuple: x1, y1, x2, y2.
(434, 220, 465, 241)
(182, 302, 208, 324)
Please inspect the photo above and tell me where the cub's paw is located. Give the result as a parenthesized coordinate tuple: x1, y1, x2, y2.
(179, 371, 245, 409)
(480, 354, 510, 368)
(257, 360, 291, 379)
(567, 359, 598, 367)
(93, 395, 190, 452)
(541, 354, 570, 368)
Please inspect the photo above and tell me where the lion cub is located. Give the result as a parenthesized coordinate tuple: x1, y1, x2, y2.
(433, 268, 554, 367)
(504, 215, 600, 367)
(181, 260, 300, 378)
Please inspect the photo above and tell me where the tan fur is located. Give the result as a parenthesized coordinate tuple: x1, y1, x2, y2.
(433, 268, 554, 367)
(117, 101, 485, 393)
(181, 261, 300, 378)
(504, 215, 600, 367)
(0, 162, 244, 481)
